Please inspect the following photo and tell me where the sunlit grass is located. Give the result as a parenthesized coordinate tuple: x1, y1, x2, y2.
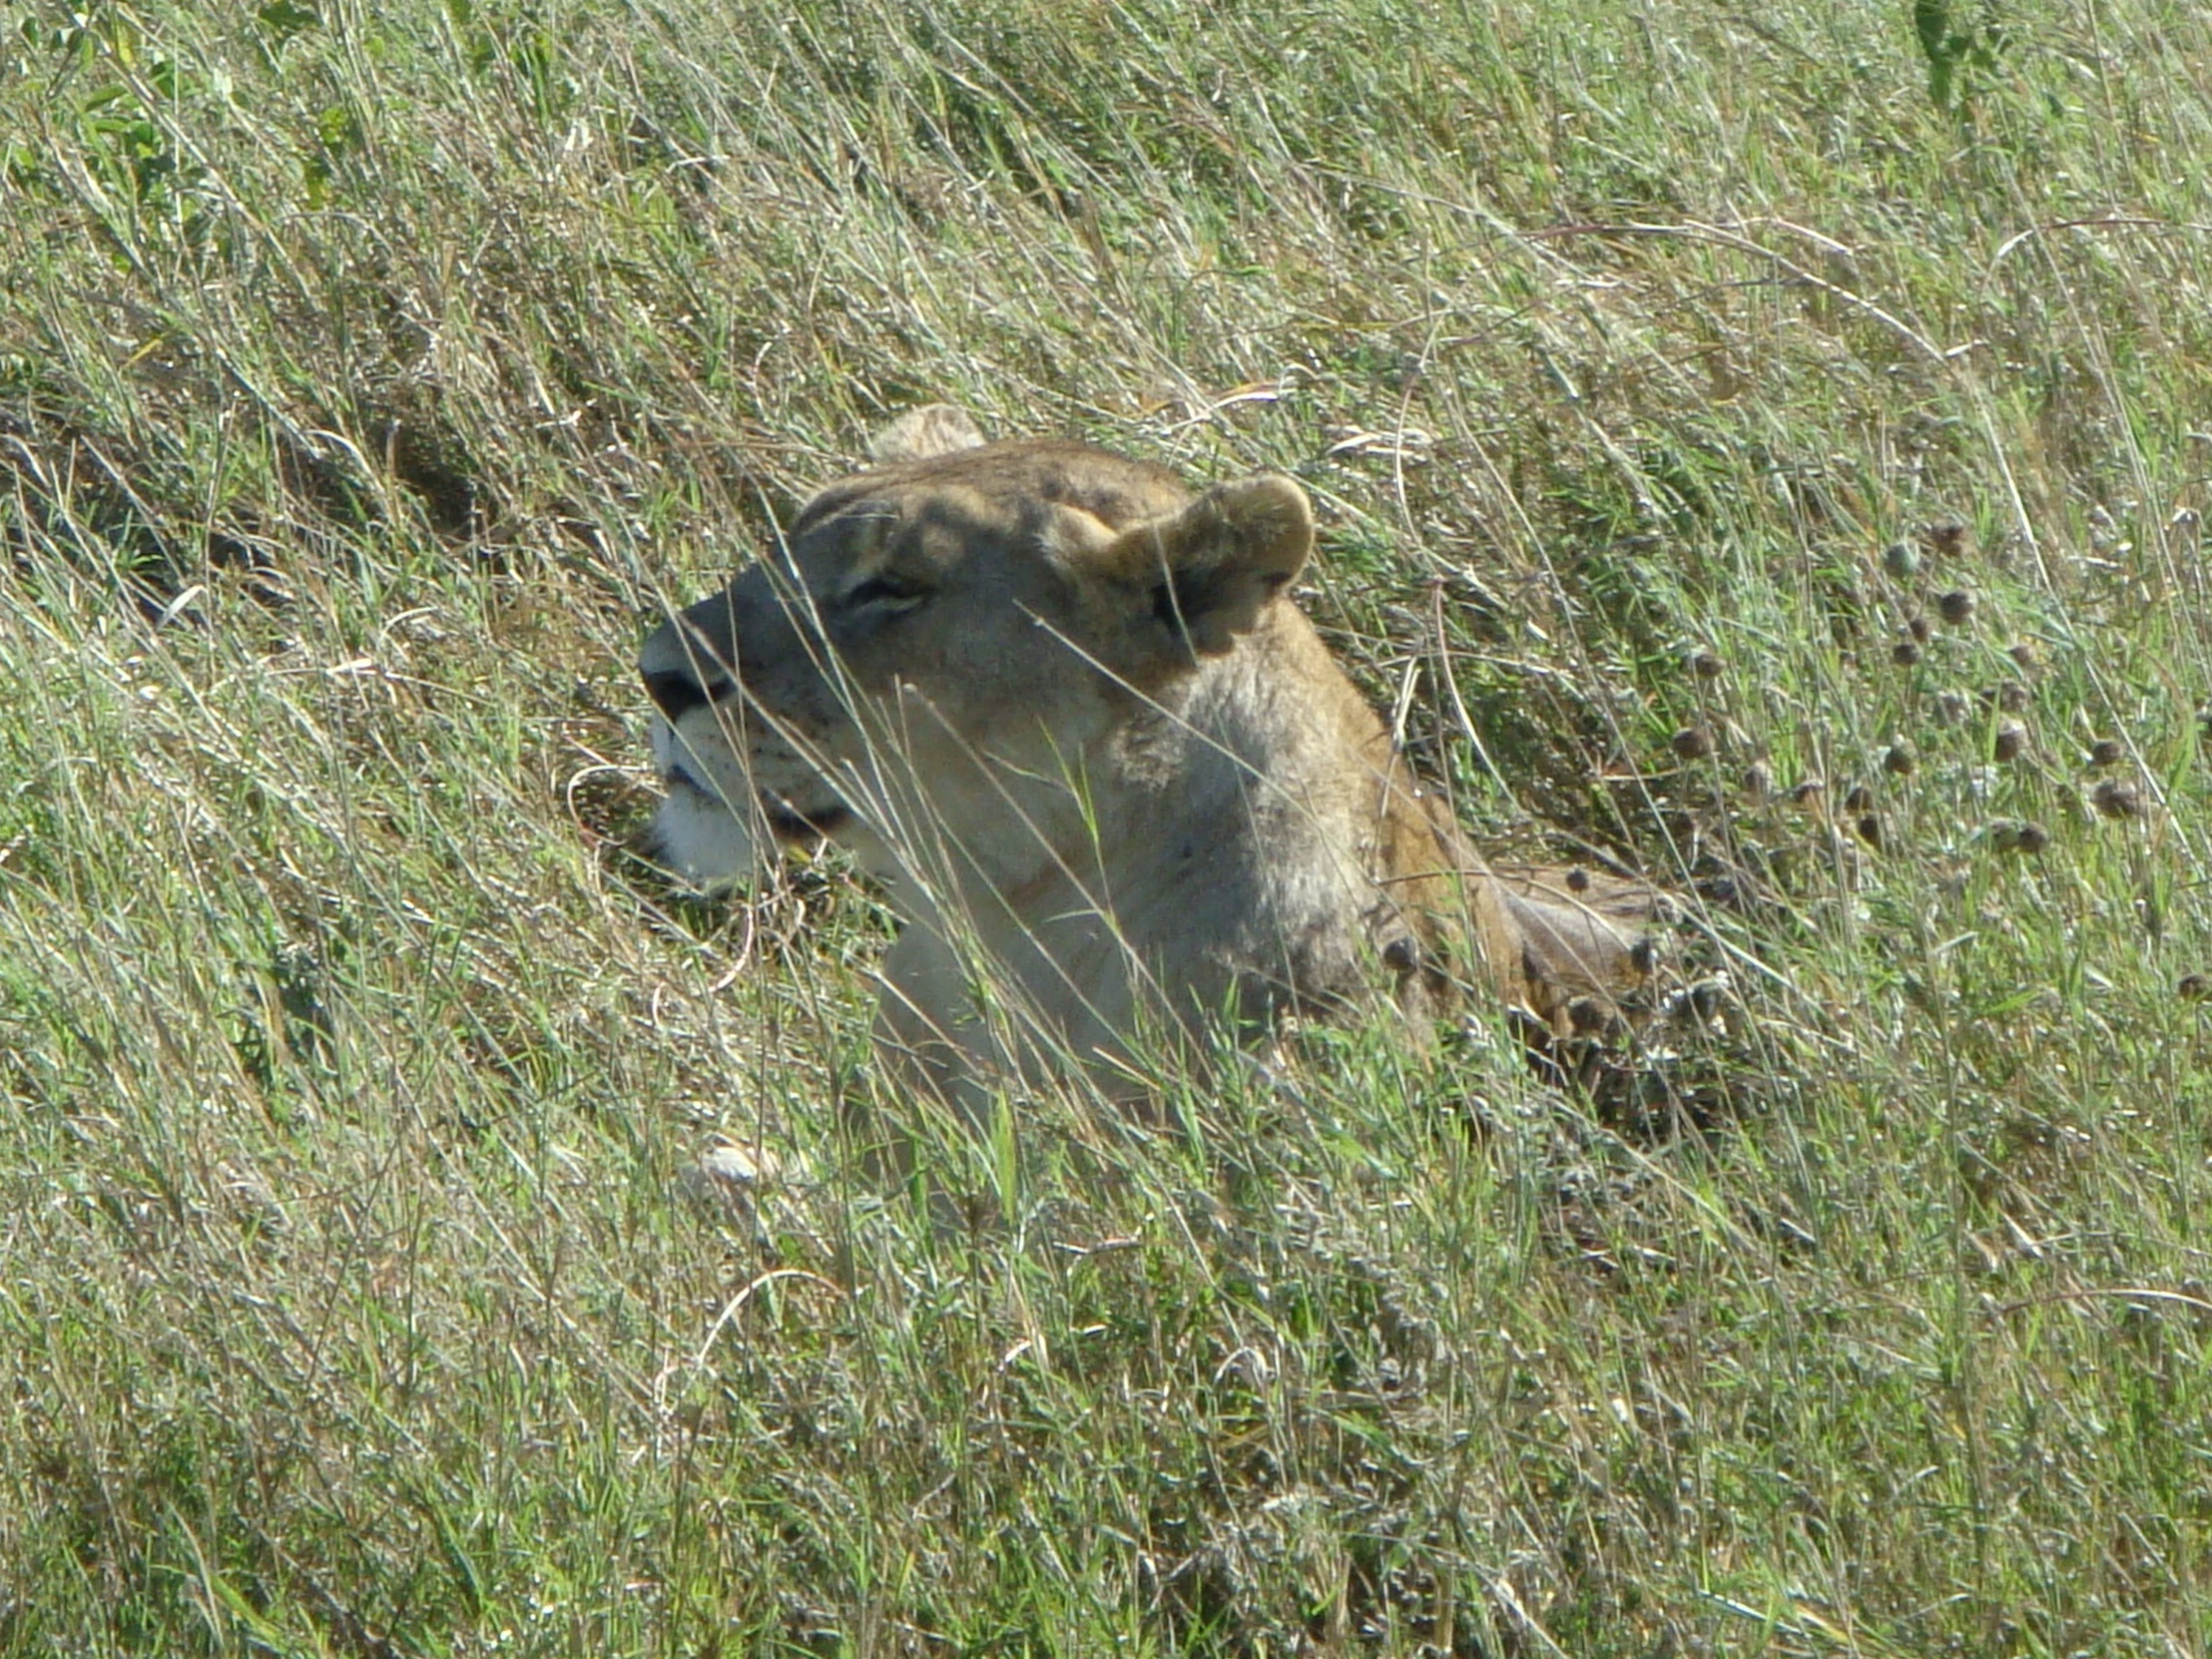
(3, 0, 2210, 1652)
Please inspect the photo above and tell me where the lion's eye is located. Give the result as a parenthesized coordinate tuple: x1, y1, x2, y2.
(842, 573, 929, 613)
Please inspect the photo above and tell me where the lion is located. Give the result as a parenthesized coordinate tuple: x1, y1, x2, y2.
(640, 406, 1659, 1107)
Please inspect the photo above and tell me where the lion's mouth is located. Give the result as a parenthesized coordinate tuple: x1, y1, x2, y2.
(664, 761, 717, 799)
(662, 761, 849, 843)
(762, 802, 851, 841)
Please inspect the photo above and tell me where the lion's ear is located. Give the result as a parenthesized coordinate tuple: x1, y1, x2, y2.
(1109, 473, 1313, 658)
(867, 404, 987, 465)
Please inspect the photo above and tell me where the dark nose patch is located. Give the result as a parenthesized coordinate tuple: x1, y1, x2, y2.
(644, 669, 729, 722)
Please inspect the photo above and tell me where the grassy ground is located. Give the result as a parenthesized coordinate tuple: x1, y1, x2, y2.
(4, 0, 2211, 1652)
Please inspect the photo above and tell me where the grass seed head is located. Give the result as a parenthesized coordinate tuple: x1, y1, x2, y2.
(1566, 995, 1617, 1035)
(1923, 519, 1968, 556)
(2092, 778, 2143, 819)
(1684, 977, 1726, 1021)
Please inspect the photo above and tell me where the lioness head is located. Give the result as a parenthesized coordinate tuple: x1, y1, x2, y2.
(641, 409, 1665, 1103)
(639, 410, 1315, 890)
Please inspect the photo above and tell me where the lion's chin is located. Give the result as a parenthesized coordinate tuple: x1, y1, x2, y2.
(650, 773, 857, 888)
(649, 781, 762, 889)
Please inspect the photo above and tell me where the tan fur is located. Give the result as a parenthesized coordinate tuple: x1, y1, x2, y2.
(640, 411, 1658, 1104)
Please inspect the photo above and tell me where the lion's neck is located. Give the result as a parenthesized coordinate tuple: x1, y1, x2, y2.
(872, 606, 1416, 1078)
(969, 609, 1399, 1032)
(1111, 614, 1392, 935)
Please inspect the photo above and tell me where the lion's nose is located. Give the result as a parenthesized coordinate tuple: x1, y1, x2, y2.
(643, 668, 728, 722)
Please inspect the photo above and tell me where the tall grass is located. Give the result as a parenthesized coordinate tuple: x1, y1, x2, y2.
(3, 0, 2210, 1652)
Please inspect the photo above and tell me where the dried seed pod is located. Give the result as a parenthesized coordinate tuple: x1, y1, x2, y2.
(1672, 725, 1715, 760)
(1986, 821, 2023, 852)
(1742, 761, 1773, 804)
(1884, 742, 1917, 777)
(1566, 995, 1616, 1036)
(2008, 641, 2040, 673)
(1688, 649, 1724, 681)
(1565, 866, 1591, 892)
(1907, 614, 1933, 643)
(2015, 821, 2049, 854)
(1629, 936, 1661, 976)
(1789, 778, 1826, 808)
(1883, 541, 1920, 579)
(1893, 639, 1922, 667)
(1923, 520, 1967, 555)
(1856, 813, 1884, 848)
(1993, 680, 2029, 713)
(1933, 690, 1968, 726)
(2180, 973, 2211, 1002)
(2092, 778, 2143, 819)
(1937, 589, 1976, 625)
(1684, 978, 1726, 1021)
(1993, 721, 2028, 763)
(2088, 738, 2123, 769)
